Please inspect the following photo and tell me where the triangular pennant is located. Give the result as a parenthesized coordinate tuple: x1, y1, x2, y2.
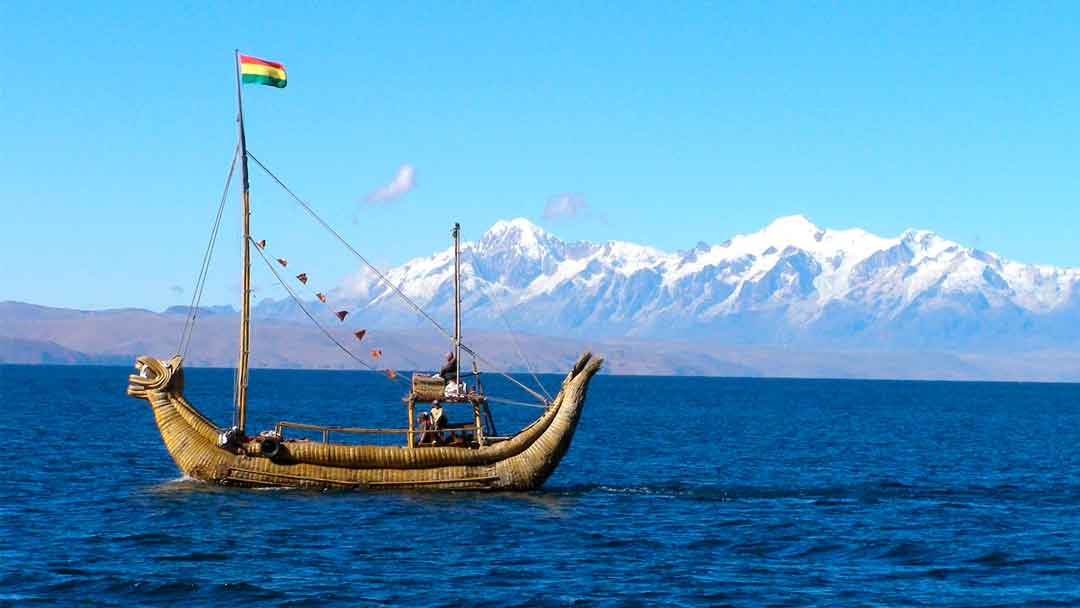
(296, 273, 308, 284)
(316, 293, 327, 303)
(385, 369, 397, 380)
(335, 310, 348, 321)
(353, 329, 366, 342)
(255, 239, 266, 249)
(370, 349, 382, 360)
(276, 258, 288, 267)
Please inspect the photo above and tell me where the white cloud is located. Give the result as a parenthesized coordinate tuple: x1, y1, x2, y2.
(542, 192, 588, 220)
(366, 164, 416, 204)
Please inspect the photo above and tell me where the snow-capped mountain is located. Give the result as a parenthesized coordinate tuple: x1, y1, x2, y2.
(258, 216, 1080, 350)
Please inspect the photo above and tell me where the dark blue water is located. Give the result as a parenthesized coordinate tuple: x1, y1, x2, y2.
(3, 364, 1080, 606)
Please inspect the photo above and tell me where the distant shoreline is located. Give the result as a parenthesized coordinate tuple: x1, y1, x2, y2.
(4, 360, 1078, 386)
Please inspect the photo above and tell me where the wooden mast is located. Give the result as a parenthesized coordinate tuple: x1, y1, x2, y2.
(452, 222, 481, 442)
(234, 50, 252, 435)
(452, 222, 462, 385)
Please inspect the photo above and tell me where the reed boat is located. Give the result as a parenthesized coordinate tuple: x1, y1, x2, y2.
(127, 51, 600, 490)
(126, 352, 601, 490)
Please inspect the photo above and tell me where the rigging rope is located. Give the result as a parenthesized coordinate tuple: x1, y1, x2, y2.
(464, 238, 553, 401)
(246, 153, 453, 340)
(246, 151, 550, 406)
(455, 343, 549, 405)
(177, 144, 240, 359)
(486, 396, 549, 410)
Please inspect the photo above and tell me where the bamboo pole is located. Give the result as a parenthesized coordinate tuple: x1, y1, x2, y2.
(234, 49, 252, 435)
(407, 397, 415, 448)
(473, 401, 482, 445)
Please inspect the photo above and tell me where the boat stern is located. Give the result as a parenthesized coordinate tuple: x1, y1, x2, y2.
(495, 351, 603, 490)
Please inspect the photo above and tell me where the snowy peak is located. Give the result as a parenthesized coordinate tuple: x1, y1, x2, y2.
(485, 217, 547, 237)
(469, 218, 568, 288)
(744, 214, 824, 252)
(762, 214, 821, 238)
(478, 217, 560, 259)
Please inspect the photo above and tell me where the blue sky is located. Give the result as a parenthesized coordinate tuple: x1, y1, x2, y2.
(3, 2, 1080, 311)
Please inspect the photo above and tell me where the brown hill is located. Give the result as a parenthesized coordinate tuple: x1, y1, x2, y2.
(3, 300, 1080, 382)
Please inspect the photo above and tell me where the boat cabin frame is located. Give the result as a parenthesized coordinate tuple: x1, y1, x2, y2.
(270, 373, 500, 449)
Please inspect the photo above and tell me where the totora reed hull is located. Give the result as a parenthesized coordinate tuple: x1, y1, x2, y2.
(128, 352, 602, 490)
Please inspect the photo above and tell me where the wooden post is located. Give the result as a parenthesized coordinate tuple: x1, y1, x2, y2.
(407, 396, 416, 448)
(234, 49, 252, 436)
(473, 399, 483, 445)
(472, 359, 490, 443)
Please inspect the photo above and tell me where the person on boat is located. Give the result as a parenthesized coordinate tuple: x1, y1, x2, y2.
(419, 401, 447, 445)
(430, 401, 448, 430)
(438, 352, 457, 382)
(416, 412, 437, 446)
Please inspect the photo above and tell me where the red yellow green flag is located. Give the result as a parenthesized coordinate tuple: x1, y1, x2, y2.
(239, 54, 287, 88)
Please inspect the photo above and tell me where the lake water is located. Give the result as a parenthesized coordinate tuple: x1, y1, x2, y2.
(2, 364, 1080, 606)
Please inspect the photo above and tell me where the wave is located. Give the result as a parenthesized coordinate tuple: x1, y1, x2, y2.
(542, 480, 1080, 504)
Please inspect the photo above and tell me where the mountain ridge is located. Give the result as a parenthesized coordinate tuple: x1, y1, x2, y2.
(256, 215, 1080, 352)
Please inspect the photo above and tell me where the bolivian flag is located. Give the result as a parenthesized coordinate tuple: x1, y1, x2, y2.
(240, 54, 287, 88)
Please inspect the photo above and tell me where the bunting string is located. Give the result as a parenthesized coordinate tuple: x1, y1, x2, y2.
(250, 236, 405, 384)
(254, 238, 369, 347)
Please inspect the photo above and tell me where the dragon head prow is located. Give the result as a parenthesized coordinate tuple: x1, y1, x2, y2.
(127, 355, 184, 398)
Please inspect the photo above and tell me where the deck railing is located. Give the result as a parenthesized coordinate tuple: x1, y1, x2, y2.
(275, 420, 483, 445)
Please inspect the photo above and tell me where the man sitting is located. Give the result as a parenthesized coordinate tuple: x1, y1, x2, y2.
(438, 352, 457, 380)
(415, 412, 435, 446)
(416, 403, 449, 447)
(433, 352, 464, 398)
(430, 400, 448, 431)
